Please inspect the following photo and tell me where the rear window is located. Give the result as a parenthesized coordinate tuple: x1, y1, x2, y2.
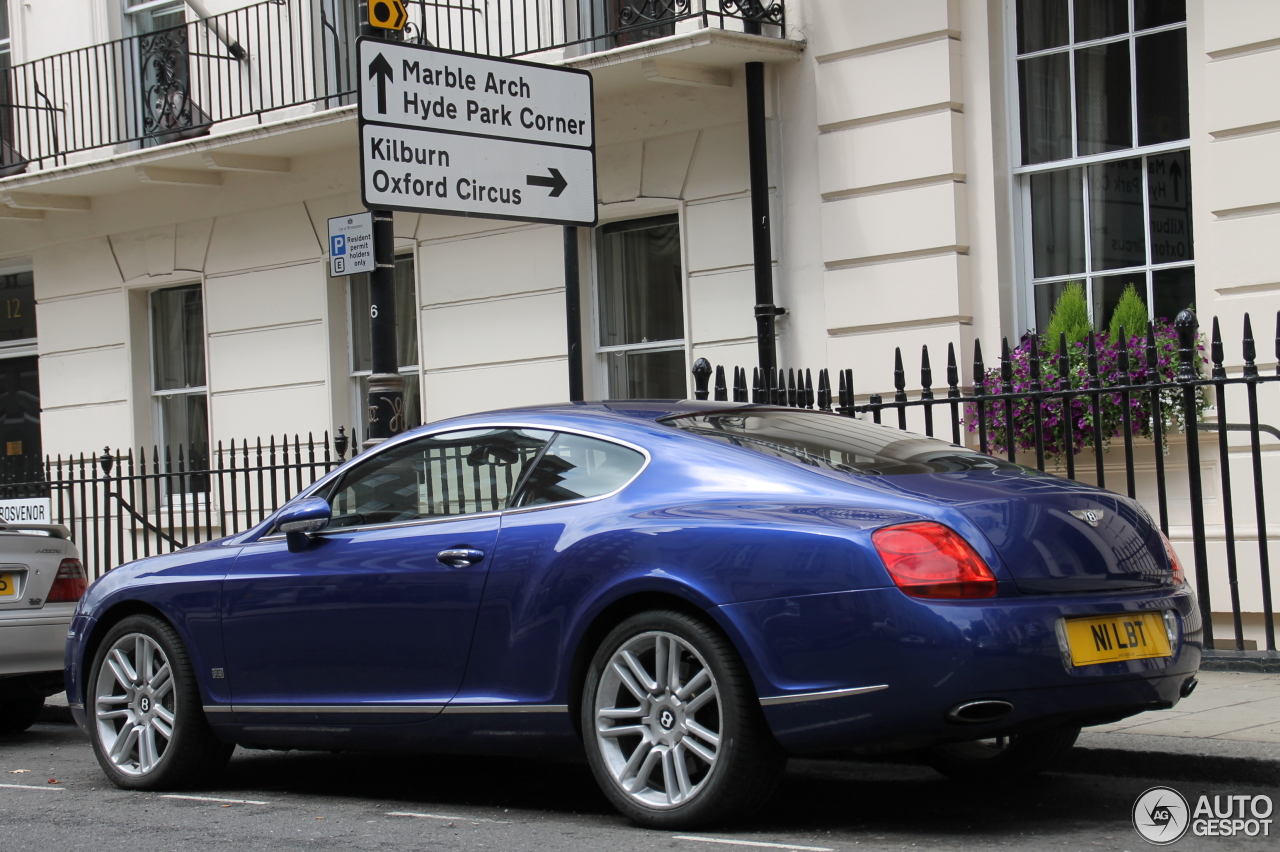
(661, 409, 1023, 476)
(516, 433, 646, 507)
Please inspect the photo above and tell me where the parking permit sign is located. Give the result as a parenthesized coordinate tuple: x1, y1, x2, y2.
(328, 212, 374, 277)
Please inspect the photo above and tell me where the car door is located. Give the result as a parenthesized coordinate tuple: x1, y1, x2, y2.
(458, 431, 650, 705)
(221, 427, 551, 724)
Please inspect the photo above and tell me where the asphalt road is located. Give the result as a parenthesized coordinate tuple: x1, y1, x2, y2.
(2, 722, 1274, 851)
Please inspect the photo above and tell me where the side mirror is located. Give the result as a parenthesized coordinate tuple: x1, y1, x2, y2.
(276, 497, 332, 552)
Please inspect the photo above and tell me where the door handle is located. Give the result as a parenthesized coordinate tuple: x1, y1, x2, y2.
(437, 548, 485, 568)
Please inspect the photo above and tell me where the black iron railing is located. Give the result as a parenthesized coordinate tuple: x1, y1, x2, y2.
(0, 429, 359, 580)
(692, 309, 1280, 656)
(0, 0, 785, 173)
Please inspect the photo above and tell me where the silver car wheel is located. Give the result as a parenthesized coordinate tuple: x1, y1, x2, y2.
(93, 633, 177, 776)
(594, 630, 722, 809)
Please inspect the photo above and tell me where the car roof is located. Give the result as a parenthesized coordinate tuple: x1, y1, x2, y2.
(412, 400, 766, 432)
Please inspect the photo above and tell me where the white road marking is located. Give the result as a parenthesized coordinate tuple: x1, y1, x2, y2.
(0, 783, 63, 791)
(159, 794, 269, 805)
(386, 811, 505, 824)
(675, 837, 834, 852)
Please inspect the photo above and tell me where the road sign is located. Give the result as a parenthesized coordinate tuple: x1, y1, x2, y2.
(359, 41, 593, 148)
(357, 39, 596, 227)
(368, 0, 406, 30)
(327, 212, 374, 277)
(360, 124, 595, 225)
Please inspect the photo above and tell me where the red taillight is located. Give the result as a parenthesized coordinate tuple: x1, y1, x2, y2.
(1158, 530, 1186, 586)
(46, 558, 87, 603)
(872, 522, 998, 599)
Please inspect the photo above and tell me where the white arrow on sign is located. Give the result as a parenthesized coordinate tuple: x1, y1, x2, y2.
(358, 39, 593, 149)
(359, 123, 596, 227)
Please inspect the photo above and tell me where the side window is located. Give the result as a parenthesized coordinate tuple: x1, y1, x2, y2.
(516, 433, 646, 508)
(328, 428, 552, 529)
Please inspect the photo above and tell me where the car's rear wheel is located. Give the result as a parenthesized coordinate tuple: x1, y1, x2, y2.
(0, 691, 44, 734)
(88, 614, 233, 789)
(927, 725, 1081, 781)
(582, 610, 786, 829)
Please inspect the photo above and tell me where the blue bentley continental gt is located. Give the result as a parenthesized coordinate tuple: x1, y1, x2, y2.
(65, 402, 1201, 828)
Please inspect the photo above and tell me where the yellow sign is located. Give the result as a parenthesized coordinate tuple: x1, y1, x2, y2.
(1062, 612, 1171, 666)
(369, 0, 407, 30)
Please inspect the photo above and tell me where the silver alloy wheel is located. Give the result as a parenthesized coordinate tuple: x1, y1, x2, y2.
(594, 630, 722, 809)
(93, 633, 177, 776)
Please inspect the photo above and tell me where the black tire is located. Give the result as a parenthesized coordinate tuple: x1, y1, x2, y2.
(0, 691, 45, 734)
(87, 614, 233, 790)
(927, 725, 1081, 781)
(581, 609, 786, 829)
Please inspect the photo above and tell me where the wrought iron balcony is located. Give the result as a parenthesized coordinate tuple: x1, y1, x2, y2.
(0, 0, 785, 176)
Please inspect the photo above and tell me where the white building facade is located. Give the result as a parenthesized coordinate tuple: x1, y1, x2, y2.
(0, 0, 1275, 644)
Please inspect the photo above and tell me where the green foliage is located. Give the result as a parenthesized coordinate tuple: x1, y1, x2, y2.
(1108, 284, 1149, 341)
(1045, 282, 1091, 345)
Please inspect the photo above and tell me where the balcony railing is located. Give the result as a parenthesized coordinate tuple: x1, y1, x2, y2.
(0, 0, 785, 175)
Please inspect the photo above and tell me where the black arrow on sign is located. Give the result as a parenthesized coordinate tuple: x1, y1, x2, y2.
(526, 168, 567, 198)
(1169, 158, 1183, 202)
(368, 52, 393, 115)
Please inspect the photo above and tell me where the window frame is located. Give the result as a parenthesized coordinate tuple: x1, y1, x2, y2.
(589, 209, 692, 401)
(272, 423, 652, 538)
(346, 252, 422, 441)
(123, 0, 187, 34)
(147, 281, 208, 460)
(1006, 0, 1193, 334)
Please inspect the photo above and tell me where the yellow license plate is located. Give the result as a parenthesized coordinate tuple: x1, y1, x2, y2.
(0, 572, 15, 598)
(1063, 612, 1171, 666)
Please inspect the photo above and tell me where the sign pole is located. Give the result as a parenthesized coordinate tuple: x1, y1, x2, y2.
(354, 24, 596, 422)
(361, 2, 404, 448)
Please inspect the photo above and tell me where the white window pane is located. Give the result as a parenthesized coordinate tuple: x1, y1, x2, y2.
(597, 214, 683, 347)
(1087, 158, 1146, 271)
(605, 348, 686, 400)
(349, 255, 417, 373)
(151, 284, 205, 391)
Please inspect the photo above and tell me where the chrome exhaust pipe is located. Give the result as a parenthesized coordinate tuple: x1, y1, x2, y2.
(945, 699, 1014, 725)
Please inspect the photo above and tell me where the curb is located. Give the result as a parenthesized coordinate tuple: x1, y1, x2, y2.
(38, 703, 74, 725)
(1201, 649, 1280, 673)
(1065, 747, 1280, 786)
(817, 746, 1280, 787)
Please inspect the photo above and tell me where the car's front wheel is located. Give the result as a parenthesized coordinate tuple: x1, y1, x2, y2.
(927, 725, 1081, 781)
(582, 610, 786, 829)
(88, 614, 233, 789)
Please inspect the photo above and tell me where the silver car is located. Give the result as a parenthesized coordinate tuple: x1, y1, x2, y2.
(0, 522, 86, 733)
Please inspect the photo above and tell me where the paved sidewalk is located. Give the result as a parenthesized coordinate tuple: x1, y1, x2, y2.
(1084, 671, 1280, 746)
(1069, 671, 1280, 783)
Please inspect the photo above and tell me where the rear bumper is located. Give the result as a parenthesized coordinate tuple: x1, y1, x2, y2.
(0, 609, 74, 679)
(718, 584, 1201, 753)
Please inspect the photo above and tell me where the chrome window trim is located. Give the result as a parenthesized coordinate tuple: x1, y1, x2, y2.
(259, 422, 652, 537)
(758, 684, 889, 707)
(497, 424, 651, 515)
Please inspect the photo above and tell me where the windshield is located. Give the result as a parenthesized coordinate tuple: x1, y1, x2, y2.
(661, 409, 1025, 477)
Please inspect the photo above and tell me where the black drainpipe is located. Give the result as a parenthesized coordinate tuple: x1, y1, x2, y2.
(745, 60, 782, 377)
